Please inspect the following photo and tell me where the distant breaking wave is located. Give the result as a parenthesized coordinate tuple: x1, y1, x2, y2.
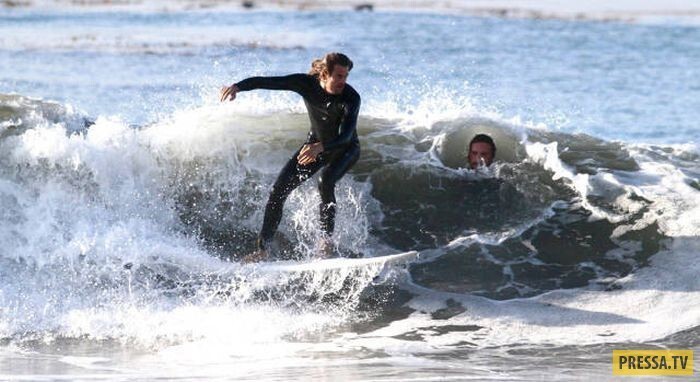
(4, 0, 700, 24)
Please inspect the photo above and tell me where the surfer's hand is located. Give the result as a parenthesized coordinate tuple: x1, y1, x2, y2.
(297, 142, 324, 166)
(220, 84, 239, 102)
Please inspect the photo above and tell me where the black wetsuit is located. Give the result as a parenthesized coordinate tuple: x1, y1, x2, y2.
(235, 73, 361, 249)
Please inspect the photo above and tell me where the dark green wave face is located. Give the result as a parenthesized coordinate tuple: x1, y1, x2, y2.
(357, 118, 662, 300)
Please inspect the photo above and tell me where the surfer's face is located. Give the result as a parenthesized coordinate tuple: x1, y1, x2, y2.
(469, 142, 495, 169)
(323, 65, 349, 95)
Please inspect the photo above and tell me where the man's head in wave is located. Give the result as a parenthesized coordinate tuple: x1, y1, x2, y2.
(468, 134, 496, 169)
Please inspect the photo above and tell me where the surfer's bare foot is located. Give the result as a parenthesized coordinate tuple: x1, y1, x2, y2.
(241, 249, 268, 263)
(317, 237, 333, 259)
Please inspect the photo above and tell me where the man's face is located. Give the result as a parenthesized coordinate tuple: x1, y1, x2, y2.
(469, 142, 494, 169)
(324, 65, 350, 94)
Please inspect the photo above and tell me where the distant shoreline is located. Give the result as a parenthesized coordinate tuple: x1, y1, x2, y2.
(3, 0, 700, 24)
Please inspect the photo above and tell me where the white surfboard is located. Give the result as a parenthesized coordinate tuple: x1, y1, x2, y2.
(251, 251, 418, 273)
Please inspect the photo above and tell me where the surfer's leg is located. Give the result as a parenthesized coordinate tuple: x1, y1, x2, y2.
(258, 148, 324, 249)
(318, 144, 360, 235)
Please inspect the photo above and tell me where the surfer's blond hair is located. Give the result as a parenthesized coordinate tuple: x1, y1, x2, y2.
(309, 52, 354, 79)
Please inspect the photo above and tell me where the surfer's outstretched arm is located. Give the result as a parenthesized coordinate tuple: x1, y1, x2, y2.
(220, 73, 310, 102)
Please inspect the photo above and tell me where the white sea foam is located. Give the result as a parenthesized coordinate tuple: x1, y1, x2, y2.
(0, 103, 385, 347)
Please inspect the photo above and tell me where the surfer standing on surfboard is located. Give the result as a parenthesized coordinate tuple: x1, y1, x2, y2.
(220, 52, 360, 263)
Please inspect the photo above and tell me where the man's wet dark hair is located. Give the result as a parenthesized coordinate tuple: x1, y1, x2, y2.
(469, 134, 496, 156)
(309, 52, 354, 78)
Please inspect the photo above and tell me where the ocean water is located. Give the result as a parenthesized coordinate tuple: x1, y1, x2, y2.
(1, 6, 700, 381)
